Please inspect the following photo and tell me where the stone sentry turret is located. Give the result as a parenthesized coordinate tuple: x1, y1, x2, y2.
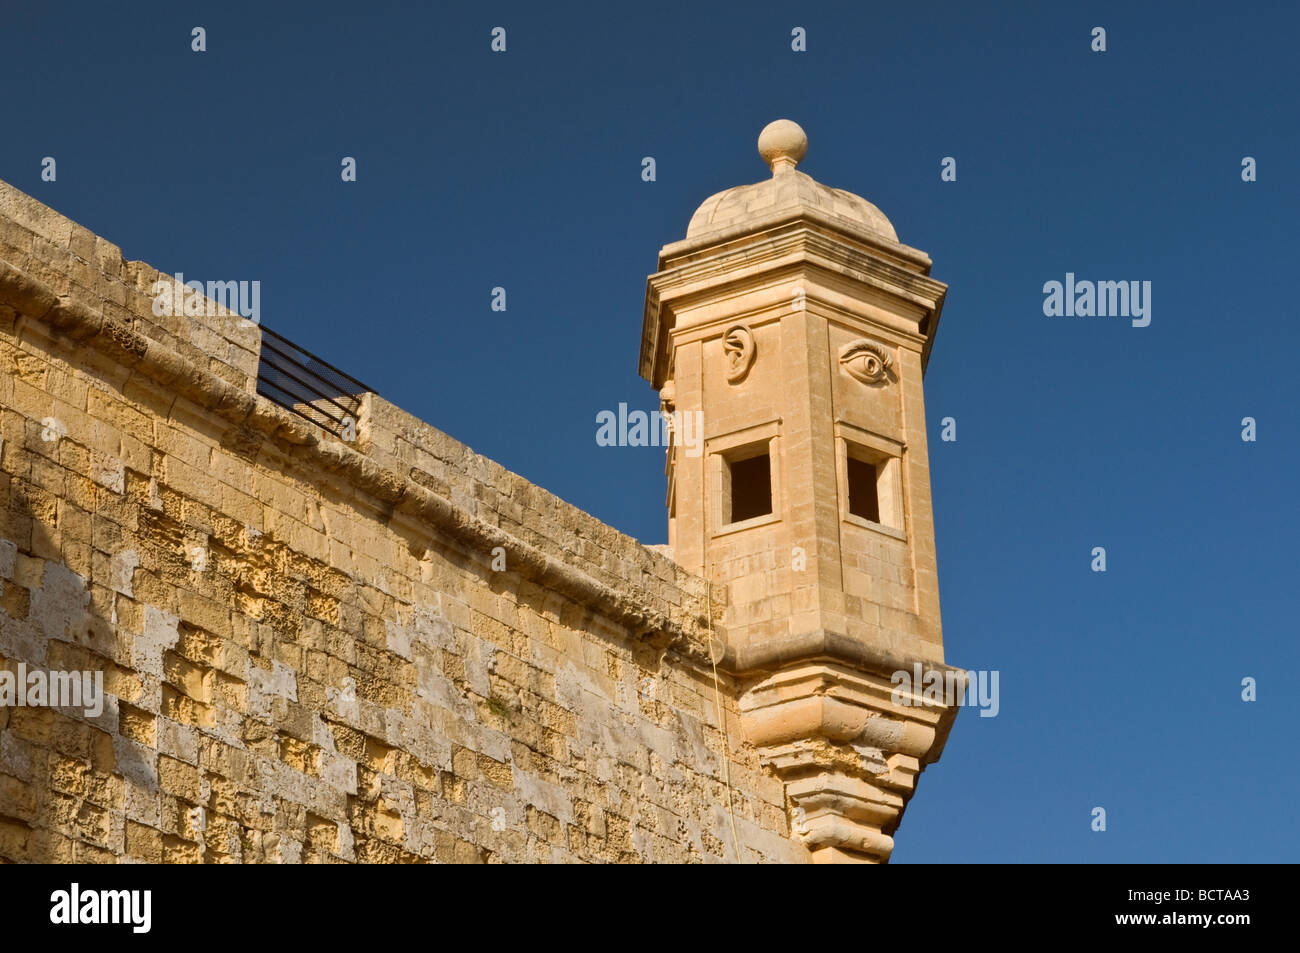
(640, 121, 966, 862)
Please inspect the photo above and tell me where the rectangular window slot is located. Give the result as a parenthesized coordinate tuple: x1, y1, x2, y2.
(839, 429, 905, 534)
(846, 456, 881, 523)
(728, 453, 772, 523)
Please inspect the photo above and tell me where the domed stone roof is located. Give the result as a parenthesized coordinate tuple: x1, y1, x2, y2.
(685, 120, 898, 243)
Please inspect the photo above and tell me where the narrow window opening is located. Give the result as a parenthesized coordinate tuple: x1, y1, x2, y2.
(729, 454, 772, 523)
(847, 456, 881, 523)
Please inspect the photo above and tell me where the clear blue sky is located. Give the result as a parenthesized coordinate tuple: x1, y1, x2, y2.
(4, 1, 1296, 862)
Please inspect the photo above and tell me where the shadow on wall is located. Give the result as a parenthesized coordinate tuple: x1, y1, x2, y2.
(0, 399, 737, 865)
(0, 442, 140, 862)
(0, 294, 757, 863)
(0, 399, 390, 863)
(255, 325, 370, 443)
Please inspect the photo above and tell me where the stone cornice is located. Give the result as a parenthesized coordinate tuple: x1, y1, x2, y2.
(656, 227, 946, 306)
(0, 255, 720, 668)
(651, 286, 930, 359)
(658, 205, 933, 273)
(717, 627, 964, 760)
(734, 648, 967, 863)
(720, 625, 951, 676)
(640, 223, 947, 386)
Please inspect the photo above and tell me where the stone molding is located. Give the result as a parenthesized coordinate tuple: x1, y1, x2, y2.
(640, 224, 948, 388)
(738, 653, 963, 863)
(1, 159, 960, 861)
(0, 256, 719, 667)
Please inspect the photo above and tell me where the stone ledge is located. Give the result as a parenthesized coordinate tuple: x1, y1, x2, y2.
(0, 254, 718, 668)
(0, 179, 261, 391)
(737, 654, 965, 863)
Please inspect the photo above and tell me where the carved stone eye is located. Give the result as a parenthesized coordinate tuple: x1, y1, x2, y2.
(723, 325, 756, 383)
(839, 339, 891, 385)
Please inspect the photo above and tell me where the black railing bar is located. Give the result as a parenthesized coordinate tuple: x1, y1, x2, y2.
(260, 324, 374, 394)
(253, 384, 345, 430)
(255, 359, 361, 417)
(260, 398, 346, 435)
(258, 338, 366, 401)
(255, 382, 352, 427)
(280, 403, 344, 434)
(255, 372, 358, 422)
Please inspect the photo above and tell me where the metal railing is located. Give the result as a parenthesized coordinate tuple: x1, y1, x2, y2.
(256, 325, 373, 439)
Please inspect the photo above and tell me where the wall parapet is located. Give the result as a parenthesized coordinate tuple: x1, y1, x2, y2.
(0, 237, 717, 670)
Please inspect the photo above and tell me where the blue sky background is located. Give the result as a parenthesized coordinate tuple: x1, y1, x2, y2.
(4, 1, 1297, 862)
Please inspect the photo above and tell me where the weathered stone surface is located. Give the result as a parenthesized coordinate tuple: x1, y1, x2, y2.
(0, 120, 957, 864)
(642, 120, 959, 861)
(0, 174, 804, 864)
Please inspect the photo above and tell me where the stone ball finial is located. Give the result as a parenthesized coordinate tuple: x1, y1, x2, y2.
(758, 119, 808, 174)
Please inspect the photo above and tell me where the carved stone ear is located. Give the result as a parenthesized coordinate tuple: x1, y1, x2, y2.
(839, 339, 892, 385)
(723, 325, 756, 383)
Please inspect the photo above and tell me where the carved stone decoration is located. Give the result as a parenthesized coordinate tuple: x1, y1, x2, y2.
(723, 325, 756, 383)
(659, 379, 676, 416)
(659, 379, 677, 444)
(839, 339, 892, 385)
(738, 659, 963, 863)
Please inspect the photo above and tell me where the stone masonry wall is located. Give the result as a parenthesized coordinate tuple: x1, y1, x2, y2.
(0, 179, 806, 863)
